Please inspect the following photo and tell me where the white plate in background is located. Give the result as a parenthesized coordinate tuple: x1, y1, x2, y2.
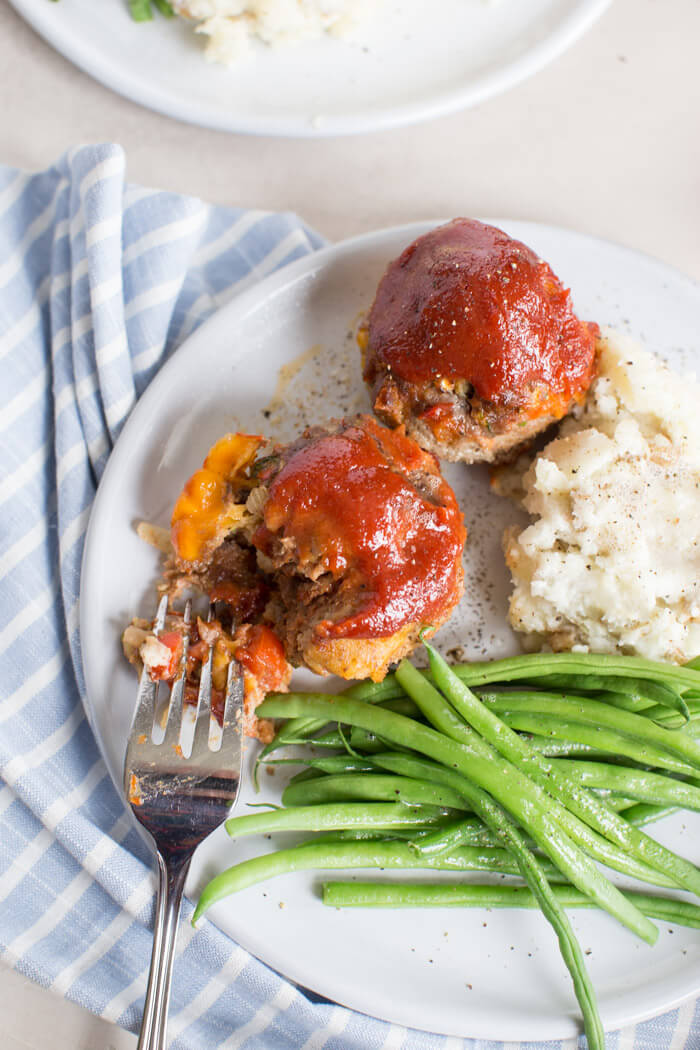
(10, 0, 610, 136)
(80, 220, 700, 1039)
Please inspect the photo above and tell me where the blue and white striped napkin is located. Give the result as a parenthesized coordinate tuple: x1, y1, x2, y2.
(1, 143, 699, 1050)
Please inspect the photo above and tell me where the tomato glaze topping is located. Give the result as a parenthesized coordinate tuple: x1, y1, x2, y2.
(253, 416, 465, 639)
(366, 218, 598, 416)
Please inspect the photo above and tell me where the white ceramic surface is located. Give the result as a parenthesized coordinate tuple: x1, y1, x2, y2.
(8, 0, 610, 136)
(81, 220, 700, 1040)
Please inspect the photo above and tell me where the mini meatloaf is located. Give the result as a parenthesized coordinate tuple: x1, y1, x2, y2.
(131, 414, 466, 691)
(362, 218, 599, 464)
(248, 415, 466, 679)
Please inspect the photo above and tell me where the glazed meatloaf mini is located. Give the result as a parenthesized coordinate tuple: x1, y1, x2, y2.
(125, 414, 466, 717)
(362, 218, 599, 464)
(247, 415, 466, 679)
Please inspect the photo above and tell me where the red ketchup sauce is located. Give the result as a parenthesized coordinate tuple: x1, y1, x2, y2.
(253, 416, 465, 639)
(366, 218, 598, 417)
(235, 624, 290, 694)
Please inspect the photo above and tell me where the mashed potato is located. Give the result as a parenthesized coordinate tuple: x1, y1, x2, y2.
(171, 0, 377, 63)
(501, 329, 700, 662)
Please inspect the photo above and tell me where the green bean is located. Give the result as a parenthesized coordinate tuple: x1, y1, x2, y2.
(321, 882, 700, 929)
(349, 728, 409, 753)
(313, 827, 443, 843)
(254, 715, 330, 784)
(407, 653, 698, 895)
(342, 679, 405, 702)
(301, 731, 347, 749)
(590, 692, 657, 713)
(637, 702, 700, 729)
(337, 723, 360, 757)
(338, 654, 700, 713)
(593, 795, 640, 812)
(543, 689, 698, 724)
(430, 652, 700, 887)
(269, 756, 377, 776)
(259, 680, 394, 764)
(282, 773, 469, 811)
(392, 748, 605, 1049)
(375, 696, 423, 718)
(224, 801, 454, 841)
(517, 675, 689, 720)
(266, 727, 351, 750)
(473, 691, 700, 770)
(475, 686, 654, 714)
(272, 759, 373, 786)
(411, 806, 630, 858)
(258, 693, 657, 944)
(286, 766, 326, 785)
(491, 711, 696, 776)
(523, 735, 610, 759)
(193, 840, 542, 924)
(553, 760, 700, 811)
(274, 656, 700, 713)
(255, 679, 404, 777)
(450, 652, 700, 692)
(375, 749, 605, 1046)
(399, 664, 674, 887)
(371, 750, 676, 889)
(410, 818, 502, 856)
(617, 803, 678, 826)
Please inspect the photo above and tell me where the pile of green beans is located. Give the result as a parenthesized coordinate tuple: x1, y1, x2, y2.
(193, 649, 700, 1048)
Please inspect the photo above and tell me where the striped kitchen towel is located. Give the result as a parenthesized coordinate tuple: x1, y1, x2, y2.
(1, 143, 699, 1050)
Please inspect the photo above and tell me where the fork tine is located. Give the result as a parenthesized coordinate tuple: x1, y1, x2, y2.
(162, 599, 192, 751)
(130, 666, 159, 741)
(221, 658, 245, 742)
(129, 594, 169, 740)
(153, 593, 169, 632)
(191, 647, 214, 755)
(191, 604, 216, 755)
(214, 658, 245, 768)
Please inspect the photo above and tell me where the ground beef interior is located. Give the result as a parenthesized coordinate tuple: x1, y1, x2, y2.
(267, 570, 360, 666)
(371, 371, 565, 464)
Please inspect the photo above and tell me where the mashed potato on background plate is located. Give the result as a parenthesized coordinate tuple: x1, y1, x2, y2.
(501, 329, 700, 662)
(171, 0, 377, 63)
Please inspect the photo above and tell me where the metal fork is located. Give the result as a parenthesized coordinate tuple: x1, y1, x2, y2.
(124, 595, 244, 1050)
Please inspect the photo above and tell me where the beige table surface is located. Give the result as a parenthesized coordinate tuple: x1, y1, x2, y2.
(2, 0, 699, 1046)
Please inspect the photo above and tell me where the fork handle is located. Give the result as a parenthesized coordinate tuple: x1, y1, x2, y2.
(138, 851, 191, 1050)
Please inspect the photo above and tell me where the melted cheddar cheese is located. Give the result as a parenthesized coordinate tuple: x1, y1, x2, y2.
(171, 432, 262, 563)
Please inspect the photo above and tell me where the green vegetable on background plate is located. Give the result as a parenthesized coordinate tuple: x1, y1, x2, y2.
(50, 1, 176, 19)
(128, 0, 174, 22)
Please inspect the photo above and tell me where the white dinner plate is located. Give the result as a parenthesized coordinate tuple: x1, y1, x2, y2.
(81, 220, 700, 1040)
(11, 0, 610, 136)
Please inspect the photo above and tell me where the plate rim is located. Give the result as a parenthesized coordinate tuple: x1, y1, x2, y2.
(80, 217, 700, 1039)
(9, 0, 612, 136)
